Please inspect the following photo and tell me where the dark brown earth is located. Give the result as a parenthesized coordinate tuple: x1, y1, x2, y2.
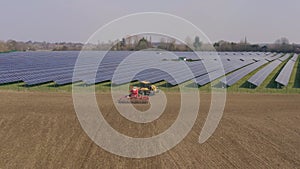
(0, 91, 299, 168)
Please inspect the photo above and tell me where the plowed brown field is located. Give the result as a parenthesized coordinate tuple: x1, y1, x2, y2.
(0, 91, 299, 168)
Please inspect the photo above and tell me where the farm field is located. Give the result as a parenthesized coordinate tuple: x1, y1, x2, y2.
(1, 51, 299, 168)
(2, 1, 300, 168)
(0, 91, 299, 168)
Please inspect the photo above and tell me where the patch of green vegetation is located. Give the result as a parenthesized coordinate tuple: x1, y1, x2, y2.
(0, 81, 114, 93)
(0, 82, 72, 92)
(0, 50, 17, 54)
(292, 55, 300, 88)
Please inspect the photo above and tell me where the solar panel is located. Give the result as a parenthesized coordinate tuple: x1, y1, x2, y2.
(278, 54, 291, 62)
(195, 59, 254, 86)
(265, 53, 283, 61)
(220, 60, 268, 86)
(247, 60, 282, 87)
(290, 54, 298, 62)
(275, 58, 297, 86)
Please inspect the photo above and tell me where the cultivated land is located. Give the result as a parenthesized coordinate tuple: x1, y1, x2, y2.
(0, 91, 299, 168)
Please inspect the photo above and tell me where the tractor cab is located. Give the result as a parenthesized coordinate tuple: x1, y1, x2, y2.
(139, 81, 158, 96)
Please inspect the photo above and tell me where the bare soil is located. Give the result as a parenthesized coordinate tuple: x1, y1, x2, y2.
(0, 91, 299, 168)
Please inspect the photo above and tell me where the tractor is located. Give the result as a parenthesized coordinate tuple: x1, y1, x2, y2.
(118, 86, 149, 104)
(118, 81, 159, 104)
(138, 81, 159, 96)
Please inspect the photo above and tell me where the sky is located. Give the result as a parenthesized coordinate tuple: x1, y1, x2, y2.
(0, 0, 299, 44)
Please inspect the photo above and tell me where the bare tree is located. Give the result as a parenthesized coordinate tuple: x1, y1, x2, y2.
(193, 36, 202, 51)
(0, 41, 8, 52)
(275, 37, 290, 45)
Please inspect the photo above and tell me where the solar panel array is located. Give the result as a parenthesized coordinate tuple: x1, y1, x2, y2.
(247, 54, 290, 87)
(275, 55, 299, 86)
(0, 51, 297, 88)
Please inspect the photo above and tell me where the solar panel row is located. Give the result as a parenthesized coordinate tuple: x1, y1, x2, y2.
(275, 55, 298, 86)
(290, 54, 298, 62)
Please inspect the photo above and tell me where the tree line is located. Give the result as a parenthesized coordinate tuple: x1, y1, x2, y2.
(0, 40, 83, 52)
(0, 37, 299, 53)
(213, 37, 300, 53)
